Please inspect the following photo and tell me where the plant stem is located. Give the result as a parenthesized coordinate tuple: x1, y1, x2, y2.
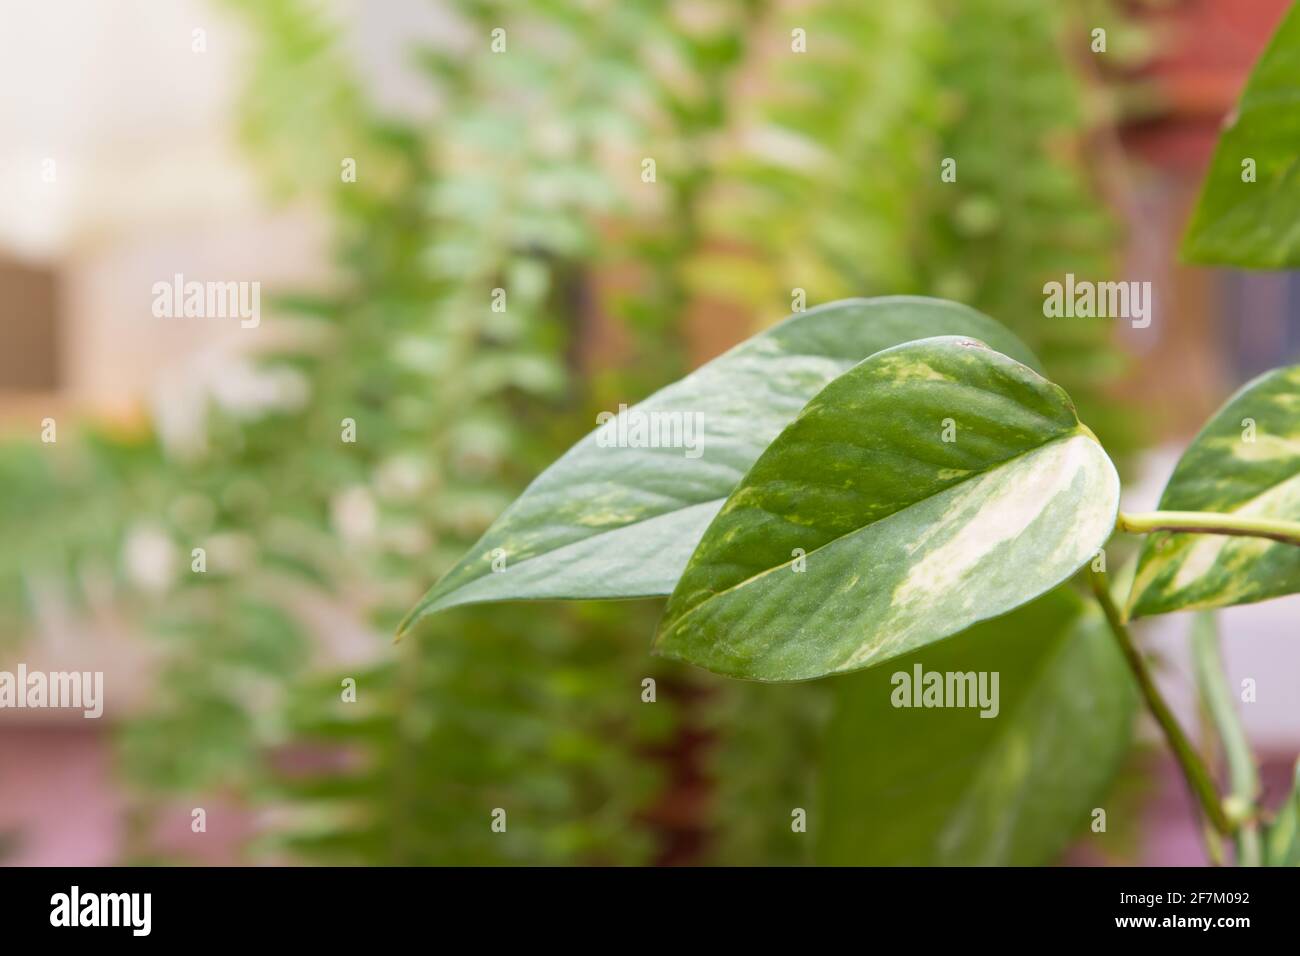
(1201, 820, 1226, 867)
(1118, 510, 1300, 547)
(1087, 568, 1233, 837)
(1190, 613, 1262, 866)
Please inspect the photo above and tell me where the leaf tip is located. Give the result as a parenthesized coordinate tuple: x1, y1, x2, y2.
(394, 603, 424, 642)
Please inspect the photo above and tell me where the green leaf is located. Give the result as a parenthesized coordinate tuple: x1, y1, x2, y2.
(816, 586, 1136, 865)
(654, 336, 1119, 681)
(1128, 364, 1300, 618)
(402, 298, 1039, 629)
(1181, 4, 1300, 267)
(1266, 760, 1300, 866)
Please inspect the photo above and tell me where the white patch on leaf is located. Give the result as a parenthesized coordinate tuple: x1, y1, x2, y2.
(889, 436, 1108, 612)
(1218, 432, 1300, 463)
(1170, 471, 1300, 591)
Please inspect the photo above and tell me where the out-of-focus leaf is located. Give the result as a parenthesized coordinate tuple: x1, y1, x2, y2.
(816, 585, 1136, 865)
(1181, 5, 1300, 267)
(1266, 761, 1300, 866)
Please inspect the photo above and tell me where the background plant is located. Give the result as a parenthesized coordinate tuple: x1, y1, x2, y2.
(0, 0, 1146, 865)
(406, 1, 1300, 866)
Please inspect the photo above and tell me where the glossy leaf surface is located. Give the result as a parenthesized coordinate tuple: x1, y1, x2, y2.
(403, 298, 1038, 629)
(1129, 364, 1300, 618)
(655, 337, 1119, 680)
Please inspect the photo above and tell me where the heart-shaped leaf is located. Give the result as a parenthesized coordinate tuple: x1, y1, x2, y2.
(1128, 363, 1300, 618)
(1182, 4, 1300, 267)
(817, 585, 1136, 865)
(401, 297, 1039, 631)
(654, 336, 1119, 681)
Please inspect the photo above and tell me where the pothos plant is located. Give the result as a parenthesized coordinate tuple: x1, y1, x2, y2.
(401, 4, 1300, 866)
(399, 295, 1300, 866)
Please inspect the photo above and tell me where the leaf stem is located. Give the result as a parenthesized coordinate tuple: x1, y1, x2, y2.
(1117, 510, 1300, 547)
(1087, 567, 1233, 838)
(1190, 613, 1262, 865)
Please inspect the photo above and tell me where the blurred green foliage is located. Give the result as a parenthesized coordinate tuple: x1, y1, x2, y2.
(1181, 1, 1300, 268)
(0, 0, 1135, 865)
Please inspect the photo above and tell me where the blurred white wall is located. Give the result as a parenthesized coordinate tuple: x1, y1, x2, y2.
(0, 0, 332, 412)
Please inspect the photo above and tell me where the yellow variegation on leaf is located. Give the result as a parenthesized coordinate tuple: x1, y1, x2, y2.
(400, 298, 1039, 632)
(654, 337, 1120, 681)
(1129, 364, 1300, 618)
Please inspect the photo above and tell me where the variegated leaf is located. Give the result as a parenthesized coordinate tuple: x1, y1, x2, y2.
(817, 586, 1136, 865)
(1128, 364, 1300, 618)
(401, 297, 1039, 630)
(654, 336, 1119, 681)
